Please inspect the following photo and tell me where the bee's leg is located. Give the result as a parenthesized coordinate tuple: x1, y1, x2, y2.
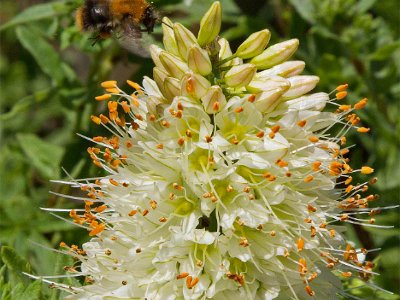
(89, 34, 101, 46)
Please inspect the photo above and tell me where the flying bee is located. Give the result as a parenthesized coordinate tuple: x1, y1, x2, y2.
(75, 0, 159, 57)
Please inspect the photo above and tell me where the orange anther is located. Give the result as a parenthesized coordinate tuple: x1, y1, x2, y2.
(95, 94, 111, 101)
(109, 178, 119, 186)
(126, 80, 142, 93)
(235, 107, 244, 113)
(336, 84, 348, 92)
(357, 127, 370, 133)
(176, 272, 189, 279)
(89, 223, 105, 236)
(354, 98, 368, 109)
(128, 210, 137, 216)
(304, 175, 314, 183)
(91, 115, 101, 125)
(297, 120, 307, 127)
(336, 91, 347, 100)
(247, 94, 256, 102)
(308, 136, 319, 143)
(101, 80, 117, 89)
(297, 238, 305, 251)
(361, 166, 374, 174)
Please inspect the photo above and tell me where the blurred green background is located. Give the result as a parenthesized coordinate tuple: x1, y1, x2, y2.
(0, 0, 399, 299)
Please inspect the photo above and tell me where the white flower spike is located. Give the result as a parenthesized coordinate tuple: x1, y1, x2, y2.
(45, 2, 394, 300)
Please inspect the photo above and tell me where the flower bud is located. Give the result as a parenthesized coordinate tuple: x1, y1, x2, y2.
(224, 64, 257, 88)
(163, 77, 181, 101)
(201, 85, 227, 114)
(174, 23, 198, 60)
(159, 51, 189, 80)
(162, 17, 180, 57)
(187, 44, 212, 76)
(285, 92, 329, 112)
(254, 88, 286, 113)
(235, 29, 271, 59)
(150, 45, 167, 72)
(250, 39, 299, 69)
(181, 73, 211, 100)
(282, 75, 319, 99)
(153, 67, 169, 95)
(197, 1, 222, 46)
(257, 61, 305, 78)
(246, 76, 290, 94)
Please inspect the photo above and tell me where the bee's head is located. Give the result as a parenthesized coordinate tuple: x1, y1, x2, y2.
(78, 0, 111, 30)
(143, 6, 157, 33)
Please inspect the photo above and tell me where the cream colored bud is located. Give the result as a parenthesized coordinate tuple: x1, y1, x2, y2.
(224, 64, 257, 88)
(250, 39, 299, 69)
(153, 67, 169, 95)
(282, 76, 319, 99)
(201, 85, 227, 114)
(159, 51, 189, 80)
(162, 17, 180, 57)
(180, 73, 211, 100)
(257, 61, 305, 78)
(236, 29, 271, 59)
(254, 88, 286, 113)
(187, 44, 212, 76)
(246, 76, 290, 94)
(218, 38, 235, 67)
(150, 45, 167, 72)
(163, 77, 181, 101)
(174, 23, 198, 60)
(197, 1, 222, 46)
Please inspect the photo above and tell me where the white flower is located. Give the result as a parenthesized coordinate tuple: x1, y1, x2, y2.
(44, 2, 391, 300)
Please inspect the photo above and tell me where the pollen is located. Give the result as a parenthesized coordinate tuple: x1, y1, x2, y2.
(256, 131, 264, 138)
(361, 166, 374, 174)
(336, 84, 348, 92)
(304, 175, 314, 183)
(235, 106, 244, 113)
(128, 210, 137, 216)
(91, 115, 102, 125)
(126, 80, 142, 93)
(336, 91, 347, 100)
(89, 223, 106, 236)
(177, 272, 189, 279)
(247, 94, 256, 102)
(95, 94, 112, 101)
(357, 127, 370, 133)
(308, 136, 319, 143)
(297, 120, 307, 127)
(354, 98, 368, 109)
(297, 237, 305, 251)
(101, 80, 117, 89)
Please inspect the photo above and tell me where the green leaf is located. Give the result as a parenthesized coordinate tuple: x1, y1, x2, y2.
(16, 26, 65, 84)
(353, 0, 377, 14)
(20, 280, 42, 300)
(288, 0, 316, 24)
(16, 134, 64, 179)
(0, 246, 31, 274)
(0, 89, 51, 122)
(0, 2, 69, 31)
(370, 41, 400, 61)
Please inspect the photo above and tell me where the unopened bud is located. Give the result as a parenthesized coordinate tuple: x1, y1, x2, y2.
(285, 92, 328, 112)
(174, 23, 197, 60)
(236, 29, 271, 59)
(246, 76, 290, 94)
(187, 44, 212, 76)
(224, 64, 257, 88)
(163, 77, 181, 101)
(153, 67, 169, 95)
(254, 88, 286, 113)
(201, 85, 226, 114)
(250, 39, 299, 69)
(257, 61, 305, 78)
(159, 51, 189, 80)
(181, 73, 211, 100)
(162, 17, 180, 57)
(197, 1, 222, 46)
(282, 75, 319, 99)
(150, 45, 167, 72)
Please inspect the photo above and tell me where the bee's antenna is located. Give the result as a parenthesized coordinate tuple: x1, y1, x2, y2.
(161, 20, 173, 30)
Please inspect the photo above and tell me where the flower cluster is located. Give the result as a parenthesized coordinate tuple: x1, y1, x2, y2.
(48, 2, 388, 299)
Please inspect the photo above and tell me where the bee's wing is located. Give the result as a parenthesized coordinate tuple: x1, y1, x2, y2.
(117, 22, 154, 58)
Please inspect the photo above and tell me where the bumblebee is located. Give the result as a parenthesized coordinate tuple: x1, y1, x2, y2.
(76, 0, 158, 56)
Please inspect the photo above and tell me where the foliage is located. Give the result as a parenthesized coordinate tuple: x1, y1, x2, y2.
(0, 0, 399, 298)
